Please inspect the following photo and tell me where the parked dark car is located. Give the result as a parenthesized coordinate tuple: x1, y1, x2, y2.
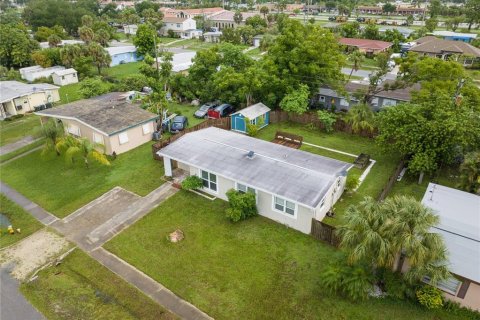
(207, 104, 234, 119)
(328, 16, 336, 21)
(194, 102, 216, 118)
(356, 17, 366, 22)
(170, 116, 188, 133)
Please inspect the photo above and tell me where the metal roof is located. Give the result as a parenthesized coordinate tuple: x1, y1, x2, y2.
(106, 45, 137, 56)
(158, 127, 351, 208)
(232, 103, 270, 119)
(35, 92, 158, 136)
(432, 31, 477, 39)
(0, 81, 59, 103)
(421, 183, 480, 283)
(53, 68, 77, 76)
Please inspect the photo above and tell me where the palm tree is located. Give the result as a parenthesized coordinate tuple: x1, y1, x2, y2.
(61, 137, 110, 168)
(41, 119, 64, 156)
(344, 103, 376, 134)
(458, 151, 480, 195)
(348, 50, 364, 80)
(260, 6, 269, 19)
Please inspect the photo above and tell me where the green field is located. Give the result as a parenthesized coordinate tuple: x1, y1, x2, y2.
(0, 114, 42, 146)
(105, 191, 470, 320)
(0, 194, 43, 249)
(0, 142, 164, 217)
(21, 249, 176, 320)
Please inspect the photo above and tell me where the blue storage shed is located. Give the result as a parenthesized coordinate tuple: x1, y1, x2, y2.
(231, 103, 271, 134)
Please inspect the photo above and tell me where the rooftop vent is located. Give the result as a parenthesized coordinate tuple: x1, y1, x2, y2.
(247, 151, 255, 159)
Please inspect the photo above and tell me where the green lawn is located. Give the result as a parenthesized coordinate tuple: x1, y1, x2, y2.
(158, 37, 181, 44)
(0, 194, 43, 249)
(256, 122, 401, 225)
(0, 142, 164, 218)
(0, 114, 42, 146)
(105, 191, 470, 320)
(0, 138, 44, 164)
(104, 62, 142, 80)
(21, 249, 176, 320)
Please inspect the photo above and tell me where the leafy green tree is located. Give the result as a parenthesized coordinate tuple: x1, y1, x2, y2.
(119, 7, 141, 25)
(142, 8, 163, 30)
(0, 23, 39, 68)
(60, 44, 83, 67)
(73, 56, 94, 79)
(245, 14, 267, 30)
(465, 0, 480, 30)
(87, 43, 111, 74)
(425, 18, 438, 32)
(117, 74, 149, 91)
(41, 119, 65, 156)
(135, 0, 160, 16)
(345, 103, 375, 134)
(445, 15, 464, 32)
(347, 50, 364, 80)
(317, 110, 337, 133)
(458, 151, 480, 195)
(237, 25, 256, 45)
(47, 34, 62, 47)
(94, 28, 111, 47)
(225, 189, 258, 222)
(260, 6, 269, 18)
(279, 84, 310, 114)
(0, 8, 21, 25)
(32, 48, 61, 67)
(80, 77, 108, 98)
(81, 14, 94, 28)
(382, 3, 396, 14)
(406, 14, 414, 26)
(0, 67, 22, 81)
(220, 27, 241, 45)
(376, 96, 480, 181)
(133, 24, 158, 56)
(363, 23, 380, 40)
(341, 22, 361, 38)
(428, 0, 442, 18)
(233, 11, 243, 25)
(382, 29, 406, 52)
(34, 25, 67, 42)
(78, 26, 95, 44)
(100, 3, 118, 19)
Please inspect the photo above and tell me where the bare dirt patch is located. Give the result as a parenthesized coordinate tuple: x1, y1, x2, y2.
(0, 229, 69, 280)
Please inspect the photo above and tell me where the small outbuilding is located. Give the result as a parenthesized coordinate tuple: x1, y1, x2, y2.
(52, 68, 78, 86)
(231, 102, 271, 134)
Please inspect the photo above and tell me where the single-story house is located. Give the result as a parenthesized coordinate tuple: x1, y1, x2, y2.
(317, 81, 419, 111)
(231, 103, 270, 134)
(378, 26, 415, 38)
(106, 46, 142, 66)
(204, 31, 222, 43)
(0, 81, 60, 119)
(159, 17, 199, 38)
(432, 31, 477, 43)
(357, 5, 426, 15)
(35, 92, 158, 155)
(339, 38, 393, 55)
(158, 127, 351, 234)
(253, 35, 263, 48)
(154, 51, 197, 73)
(208, 10, 259, 30)
(421, 183, 480, 311)
(408, 36, 480, 66)
(52, 68, 78, 86)
(123, 24, 138, 35)
(19, 65, 65, 82)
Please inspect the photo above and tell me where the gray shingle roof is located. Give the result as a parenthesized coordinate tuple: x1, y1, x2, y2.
(0, 81, 59, 103)
(158, 127, 351, 208)
(35, 92, 158, 136)
(410, 36, 480, 57)
(232, 103, 270, 119)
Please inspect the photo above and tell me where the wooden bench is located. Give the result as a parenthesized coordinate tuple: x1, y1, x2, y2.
(272, 131, 303, 149)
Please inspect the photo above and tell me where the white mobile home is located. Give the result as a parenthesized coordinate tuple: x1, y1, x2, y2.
(158, 127, 350, 234)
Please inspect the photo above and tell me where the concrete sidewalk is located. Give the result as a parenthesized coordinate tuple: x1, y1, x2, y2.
(0, 136, 41, 155)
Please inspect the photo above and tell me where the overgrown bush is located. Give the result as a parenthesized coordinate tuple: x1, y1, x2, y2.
(416, 285, 443, 309)
(80, 77, 109, 98)
(443, 300, 480, 320)
(117, 74, 149, 91)
(181, 175, 203, 190)
(380, 269, 416, 300)
(225, 189, 257, 222)
(319, 252, 374, 301)
(317, 110, 337, 132)
(346, 174, 359, 191)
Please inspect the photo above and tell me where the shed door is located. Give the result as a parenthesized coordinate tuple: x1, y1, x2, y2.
(234, 116, 246, 132)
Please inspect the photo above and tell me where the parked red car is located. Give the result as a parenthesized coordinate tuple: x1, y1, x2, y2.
(207, 104, 234, 119)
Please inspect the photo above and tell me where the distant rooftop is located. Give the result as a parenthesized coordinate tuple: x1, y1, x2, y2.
(233, 103, 270, 119)
(339, 38, 393, 51)
(421, 183, 480, 283)
(0, 81, 59, 103)
(410, 36, 480, 57)
(53, 68, 77, 76)
(432, 30, 477, 39)
(35, 92, 158, 136)
(158, 127, 351, 208)
(106, 45, 137, 56)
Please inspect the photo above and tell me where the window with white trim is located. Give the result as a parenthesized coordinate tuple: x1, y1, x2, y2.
(236, 183, 255, 194)
(423, 276, 462, 295)
(274, 196, 296, 216)
(142, 123, 151, 135)
(93, 132, 104, 144)
(67, 124, 80, 136)
(201, 170, 217, 192)
(118, 132, 129, 145)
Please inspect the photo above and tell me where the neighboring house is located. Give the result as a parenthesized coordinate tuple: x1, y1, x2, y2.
(432, 31, 477, 43)
(165, 7, 226, 19)
(0, 81, 60, 119)
(408, 36, 480, 66)
(317, 81, 419, 111)
(52, 68, 78, 86)
(231, 103, 270, 134)
(154, 51, 197, 73)
(339, 38, 393, 55)
(253, 35, 263, 48)
(158, 127, 351, 234)
(39, 39, 84, 49)
(378, 26, 415, 38)
(159, 17, 199, 38)
(35, 92, 158, 155)
(19, 65, 65, 82)
(204, 31, 222, 43)
(421, 183, 480, 312)
(106, 46, 142, 66)
(123, 24, 138, 35)
(209, 11, 259, 30)
(357, 5, 426, 15)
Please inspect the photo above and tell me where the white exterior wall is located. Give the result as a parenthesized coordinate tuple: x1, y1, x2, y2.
(11, 90, 59, 115)
(160, 18, 196, 36)
(52, 72, 78, 86)
(314, 176, 346, 221)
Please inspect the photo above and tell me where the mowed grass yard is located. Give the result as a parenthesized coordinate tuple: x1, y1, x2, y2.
(21, 249, 176, 320)
(0, 142, 164, 218)
(255, 122, 401, 225)
(104, 191, 469, 320)
(0, 114, 42, 146)
(0, 194, 43, 248)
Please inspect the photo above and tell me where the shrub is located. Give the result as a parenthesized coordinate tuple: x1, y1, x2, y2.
(317, 110, 337, 132)
(117, 74, 149, 91)
(416, 285, 443, 309)
(346, 174, 359, 191)
(181, 175, 203, 190)
(80, 77, 109, 98)
(380, 270, 416, 300)
(443, 300, 480, 320)
(225, 189, 257, 222)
